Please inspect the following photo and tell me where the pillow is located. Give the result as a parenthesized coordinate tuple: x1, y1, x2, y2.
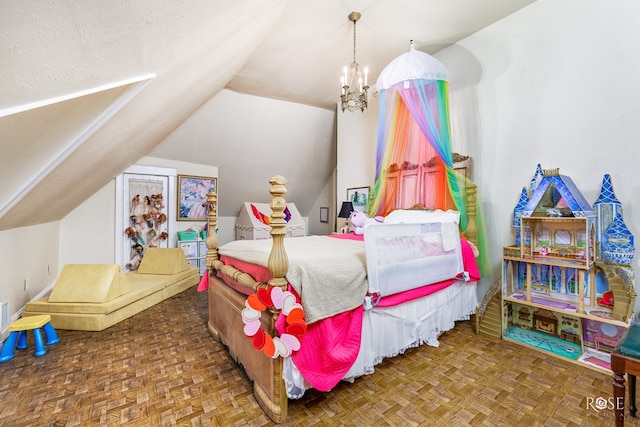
(137, 248, 191, 275)
(49, 264, 131, 303)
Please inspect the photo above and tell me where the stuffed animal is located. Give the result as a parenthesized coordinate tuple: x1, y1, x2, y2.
(349, 210, 383, 235)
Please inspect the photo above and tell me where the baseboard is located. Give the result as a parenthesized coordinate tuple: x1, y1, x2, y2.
(1, 281, 55, 342)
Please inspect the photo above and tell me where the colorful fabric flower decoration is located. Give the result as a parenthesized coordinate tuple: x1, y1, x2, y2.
(241, 286, 306, 358)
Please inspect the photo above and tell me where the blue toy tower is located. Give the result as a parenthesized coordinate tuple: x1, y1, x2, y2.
(513, 187, 529, 246)
(593, 174, 635, 266)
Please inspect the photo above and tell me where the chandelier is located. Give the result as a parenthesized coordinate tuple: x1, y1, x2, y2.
(341, 12, 369, 112)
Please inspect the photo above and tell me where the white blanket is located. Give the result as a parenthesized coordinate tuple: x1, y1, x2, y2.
(218, 236, 368, 324)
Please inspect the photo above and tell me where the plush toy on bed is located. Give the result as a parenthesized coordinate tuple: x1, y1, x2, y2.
(349, 210, 383, 235)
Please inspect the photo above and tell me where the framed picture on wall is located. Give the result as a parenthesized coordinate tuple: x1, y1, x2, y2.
(320, 206, 329, 223)
(347, 186, 370, 212)
(177, 175, 217, 221)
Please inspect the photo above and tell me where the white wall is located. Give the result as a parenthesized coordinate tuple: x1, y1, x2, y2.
(60, 183, 116, 266)
(0, 222, 59, 335)
(150, 89, 337, 220)
(307, 173, 336, 236)
(336, 99, 379, 222)
(435, 0, 640, 304)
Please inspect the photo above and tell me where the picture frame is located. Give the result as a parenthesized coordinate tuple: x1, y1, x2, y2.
(320, 206, 329, 223)
(177, 175, 217, 221)
(347, 186, 370, 212)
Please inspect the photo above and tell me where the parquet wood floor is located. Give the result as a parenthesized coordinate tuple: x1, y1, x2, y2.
(0, 288, 637, 426)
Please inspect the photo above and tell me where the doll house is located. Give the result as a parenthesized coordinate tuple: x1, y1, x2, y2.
(502, 166, 636, 372)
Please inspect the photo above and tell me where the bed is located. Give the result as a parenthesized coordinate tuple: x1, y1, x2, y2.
(202, 175, 481, 423)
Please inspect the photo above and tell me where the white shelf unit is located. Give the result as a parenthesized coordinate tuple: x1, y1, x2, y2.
(177, 238, 208, 276)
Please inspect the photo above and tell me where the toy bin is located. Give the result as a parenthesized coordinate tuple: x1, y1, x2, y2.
(177, 230, 198, 241)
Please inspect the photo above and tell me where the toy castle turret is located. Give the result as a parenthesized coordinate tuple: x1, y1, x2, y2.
(513, 187, 529, 246)
(593, 174, 635, 266)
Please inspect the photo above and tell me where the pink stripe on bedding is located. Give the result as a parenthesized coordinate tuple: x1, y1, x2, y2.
(197, 271, 209, 292)
(216, 255, 273, 296)
(376, 279, 456, 307)
(461, 238, 481, 282)
(329, 232, 364, 241)
(221, 255, 273, 283)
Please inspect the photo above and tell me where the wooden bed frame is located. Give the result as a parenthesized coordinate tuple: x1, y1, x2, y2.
(204, 174, 479, 423)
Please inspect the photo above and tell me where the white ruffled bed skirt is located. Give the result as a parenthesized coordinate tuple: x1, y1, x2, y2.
(283, 281, 478, 398)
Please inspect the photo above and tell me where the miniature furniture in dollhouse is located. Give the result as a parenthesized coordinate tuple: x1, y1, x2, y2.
(0, 315, 60, 362)
(612, 324, 640, 426)
(501, 166, 636, 373)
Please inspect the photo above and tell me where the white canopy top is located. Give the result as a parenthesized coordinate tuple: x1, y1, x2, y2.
(375, 44, 449, 90)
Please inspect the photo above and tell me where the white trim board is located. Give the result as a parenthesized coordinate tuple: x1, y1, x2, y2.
(114, 165, 177, 267)
(0, 74, 155, 118)
(0, 74, 156, 220)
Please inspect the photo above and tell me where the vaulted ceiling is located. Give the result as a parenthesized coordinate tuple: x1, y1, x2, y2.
(0, 0, 535, 227)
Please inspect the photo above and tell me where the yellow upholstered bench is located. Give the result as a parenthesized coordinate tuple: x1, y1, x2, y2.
(0, 315, 60, 362)
(22, 248, 199, 331)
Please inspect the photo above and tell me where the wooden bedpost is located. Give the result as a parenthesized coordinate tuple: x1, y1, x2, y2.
(205, 190, 219, 266)
(204, 186, 273, 290)
(267, 175, 289, 291)
(204, 177, 291, 423)
(205, 190, 221, 341)
(252, 175, 290, 422)
(465, 182, 479, 248)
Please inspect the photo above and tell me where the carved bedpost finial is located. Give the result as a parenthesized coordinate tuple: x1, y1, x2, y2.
(205, 190, 219, 269)
(268, 176, 289, 291)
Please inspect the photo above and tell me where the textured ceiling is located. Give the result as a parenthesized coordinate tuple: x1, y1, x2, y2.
(228, 0, 536, 110)
(0, 0, 535, 228)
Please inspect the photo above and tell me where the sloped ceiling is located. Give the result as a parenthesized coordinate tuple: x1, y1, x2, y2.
(0, 0, 535, 228)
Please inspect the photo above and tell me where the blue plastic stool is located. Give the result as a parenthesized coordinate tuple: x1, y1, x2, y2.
(0, 315, 60, 362)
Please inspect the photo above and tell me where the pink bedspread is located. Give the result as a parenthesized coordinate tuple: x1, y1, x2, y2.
(276, 291, 363, 392)
(214, 233, 480, 393)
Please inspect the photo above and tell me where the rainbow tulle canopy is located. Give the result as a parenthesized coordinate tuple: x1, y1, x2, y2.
(368, 45, 489, 274)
